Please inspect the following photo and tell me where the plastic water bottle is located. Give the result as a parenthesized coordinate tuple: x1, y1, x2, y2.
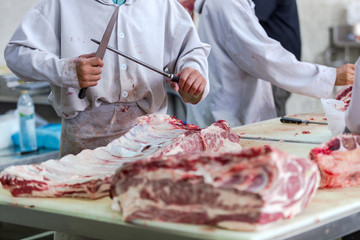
(17, 90, 37, 153)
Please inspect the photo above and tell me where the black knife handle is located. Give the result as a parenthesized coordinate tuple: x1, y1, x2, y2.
(280, 117, 304, 124)
(78, 88, 87, 99)
(171, 76, 180, 83)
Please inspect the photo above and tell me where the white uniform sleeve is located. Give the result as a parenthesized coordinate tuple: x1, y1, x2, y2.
(4, 1, 79, 89)
(345, 58, 360, 134)
(168, 2, 211, 102)
(219, 0, 336, 99)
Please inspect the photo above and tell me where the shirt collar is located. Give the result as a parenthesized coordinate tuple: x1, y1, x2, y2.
(95, 0, 136, 5)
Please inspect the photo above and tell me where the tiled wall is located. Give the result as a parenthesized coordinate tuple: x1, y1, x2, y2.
(1, 0, 359, 115)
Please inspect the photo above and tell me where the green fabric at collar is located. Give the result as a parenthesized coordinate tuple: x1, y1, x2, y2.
(113, 0, 126, 5)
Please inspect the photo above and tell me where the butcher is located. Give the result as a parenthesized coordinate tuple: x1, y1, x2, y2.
(4, 0, 210, 158)
(186, 0, 355, 128)
(345, 58, 360, 134)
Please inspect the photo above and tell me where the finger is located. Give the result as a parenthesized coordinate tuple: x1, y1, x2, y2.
(194, 82, 206, 96)
(171, 82, 179, 92)
(80, 81, 98, 88)
(88, 57, 103, 67)
(79, 52, 96, 59)
(187, 76, 200, 95)
(177, 68, 192, 91)
(79, 74, 101, 85)
(89, 66, 102, 75)
(183, 75, 197, 93)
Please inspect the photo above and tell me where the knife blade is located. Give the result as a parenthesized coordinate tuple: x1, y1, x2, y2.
(280, 117, 328, 125)
(240, 136, 322, 145)
(91, 38, 179, 83)
(78, 6, 119, 99)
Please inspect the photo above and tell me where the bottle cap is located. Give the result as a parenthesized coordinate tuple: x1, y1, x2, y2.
(21, 90, 29, 94)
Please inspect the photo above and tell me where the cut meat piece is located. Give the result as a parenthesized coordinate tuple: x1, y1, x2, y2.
(110, 145, 320, 231)
(110, 116, 242, 158)
(310, 134, 360, 188)
(335, 85, 352, 111)
(0, 114, 242, 199)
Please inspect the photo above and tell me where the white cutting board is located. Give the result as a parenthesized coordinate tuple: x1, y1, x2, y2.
(0, 139, 357, 240)
(1, 184, 360, 240)
(239, 139, 317, 158)
(0, 114, 355, 240)
(233, 113, 332, 144)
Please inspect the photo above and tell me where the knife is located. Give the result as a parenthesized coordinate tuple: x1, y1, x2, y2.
(91, 38, 180, 83)
(78, 6, 119, 99)
(280, 117, 328, 125)
(240, 136, 322, 145)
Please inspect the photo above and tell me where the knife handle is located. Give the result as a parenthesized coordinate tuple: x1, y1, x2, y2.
(78, 88, 87, 99)
(280, 117, 304, 124)
(171, 76, 180, 83)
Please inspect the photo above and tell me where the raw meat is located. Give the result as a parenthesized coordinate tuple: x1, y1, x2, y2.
(310, 134, 360, 188)
(0, 114, 242, 199)
(335, 85, 352, 111)
(110, 115, 242, 158)
(179, 0, 195, 18)
(110, 145, 320, 231)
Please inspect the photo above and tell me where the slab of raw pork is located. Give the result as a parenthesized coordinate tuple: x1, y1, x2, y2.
(110, 145, 320, 231)
(0, 114, 242, 199)
(310, 134, 360, 188)
(335, 85, 352, 111)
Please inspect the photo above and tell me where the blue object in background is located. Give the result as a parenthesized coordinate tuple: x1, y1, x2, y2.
(12, 124, 61, 150)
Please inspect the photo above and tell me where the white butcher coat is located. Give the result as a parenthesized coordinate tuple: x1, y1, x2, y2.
(5, 0, 210, 119)
(345, 58, 360, 134)
(186, 0, 337, 128)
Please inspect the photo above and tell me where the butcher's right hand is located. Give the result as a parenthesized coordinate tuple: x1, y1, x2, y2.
(335, 63, 355, 86)
(76, 53, 103, 88)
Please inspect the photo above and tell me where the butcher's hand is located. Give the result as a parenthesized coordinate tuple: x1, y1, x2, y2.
(76, 53, 103, 88)
(170, 67, 206, 104)
(335, 63, 355, 86)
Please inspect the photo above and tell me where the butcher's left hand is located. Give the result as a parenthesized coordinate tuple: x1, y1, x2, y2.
(170, 67, 206, 104)
(335, 63, 355, 86)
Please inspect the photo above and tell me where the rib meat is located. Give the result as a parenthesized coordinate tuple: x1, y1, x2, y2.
(110, 145, 320, 230)
(0, 114, 242, 199)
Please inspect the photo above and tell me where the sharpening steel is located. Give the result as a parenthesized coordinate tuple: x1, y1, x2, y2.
(91, 38, 179, 83)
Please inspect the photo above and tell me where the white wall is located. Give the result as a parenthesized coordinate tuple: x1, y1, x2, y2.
(0, 0, 38, 66)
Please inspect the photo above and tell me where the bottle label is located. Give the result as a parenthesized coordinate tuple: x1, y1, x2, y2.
(19, 113, 37, 152)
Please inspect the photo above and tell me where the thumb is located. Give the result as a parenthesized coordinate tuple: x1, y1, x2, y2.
(79, 52, 96, 59)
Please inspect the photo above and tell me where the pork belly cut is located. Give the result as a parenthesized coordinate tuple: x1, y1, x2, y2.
(110, 145, 320, 230)
(0, 114, 242, 199)
(310, 134, 360, 188)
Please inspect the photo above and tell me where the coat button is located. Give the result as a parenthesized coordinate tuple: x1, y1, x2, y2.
(121, 64, 127, 70)
(119, 32, 125, 39)
(122, 91, 128, 98)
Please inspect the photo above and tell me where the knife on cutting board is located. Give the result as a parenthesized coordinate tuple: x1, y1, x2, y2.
(78, 6, 119, 99)
(280, 117, 328, 125)
(240, 136, 322, 145)
(91, 38, 180, 83)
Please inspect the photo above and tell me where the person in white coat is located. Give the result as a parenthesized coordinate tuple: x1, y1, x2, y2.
(5, 0, 210, 158)
(186, 0, 354, 128)
(345, 58, 360, 134)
